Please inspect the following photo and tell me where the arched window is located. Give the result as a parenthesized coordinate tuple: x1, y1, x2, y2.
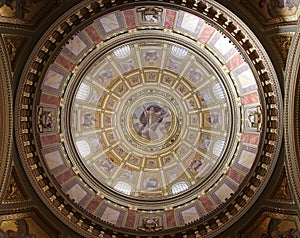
(114, 45, 131, 59)
(172, 182, 188, 195)
(75, 140, 91, 158)
(213, 83, 226, 100)
(213, 140, 225, 157)
(114, 181, 131, 195)
(76, 83, 90, 100)
(171, 45, 188, 58)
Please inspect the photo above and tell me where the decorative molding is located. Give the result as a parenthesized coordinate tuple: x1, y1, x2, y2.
(0, 35, 13, 202)
(284, 18, 300, 213)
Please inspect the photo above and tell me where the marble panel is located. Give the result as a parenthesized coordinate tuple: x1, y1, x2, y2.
(181, 206, 200, 224)
(214, 182, 235, 203)
(101, 207, 121, 225)
(54, 54, 76, 71)
(225, 53, 243, 71)
(198, 24, 215, 44)
(199, 195, 215, 213)
(40, 93, 60, 106)
(232, 65, 257, 94)
(66, 183, 87, 204)
(100, 13, 120, 33)
(181, 12, 201, 34)
(238, 149, 256, 169)
(40, 134, 60, 146)
(64, 34, 88, 58)
(123, 9, 136, 29)
(165, 9, 176, 29)
(210, 32, 235, 60)
(165, 210, 176, 229)
(42, 66, 65, 92)
(55, 168, 75, 185)
(44, 150, 64, 170)
(125, 210, 136, 228)
(86, 196, 102, 214)
(241, 92, 260, 105)
(241, 134, 259, 145)
(226, 168, 245, 184)
(83, 24, 102, 45)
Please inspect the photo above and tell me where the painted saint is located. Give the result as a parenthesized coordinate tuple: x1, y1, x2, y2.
(133, 103, 171, 141)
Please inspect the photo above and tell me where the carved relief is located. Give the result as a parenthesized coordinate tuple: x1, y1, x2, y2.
(3, 35, 26, 71)
(240, 211, 300, 238)
(138, 216, 163, 231)
(0, 214, 56, 238)
(271, 34, 294, 69)
(3, 168, 28, 203)
(37, 106, 59, 134)
(270, 165, 293, 202)
(241, 0, 300, 26)
(0, 0, 55, 20)
(245, 106, 262, 132)
(136, 7, 164, 27)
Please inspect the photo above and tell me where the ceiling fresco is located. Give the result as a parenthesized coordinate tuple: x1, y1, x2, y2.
(14, 1, 283, 237)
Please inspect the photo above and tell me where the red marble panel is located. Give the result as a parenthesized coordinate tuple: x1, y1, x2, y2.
(40, 134, 60, 146)
(124, 210, 136, 228)
(241, 134, 259, 145)
(55, 169, 74, 185)
(123, 9, 136, 30)
(199, 195, 215, 213)
(165, 9, 176, 29)
(225, 53, 243, 70)
(84, 24, 102, 45)
(165, 210, 176, 229)
(54, 55, 76, 71)
(40, 93, 60, 106)
(198, 24, 215, 44)
(86, 196, 103, 213)
(241, 92, 260, 104)
(226, 168, 245, 184)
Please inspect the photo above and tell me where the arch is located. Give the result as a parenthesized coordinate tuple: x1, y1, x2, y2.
(0, 36, 13, 200)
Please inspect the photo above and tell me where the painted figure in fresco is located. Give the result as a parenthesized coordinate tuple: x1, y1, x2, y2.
(144, 175, 160, 191)
(98, 157, 115, 174)
(262, 218, 300, 238)
(143, 51, 159, 64)
(88, 135, 102, 153)
(138, 104, 170, 140)
(188, 157, 203, 174)
(199, 91, 212, 106)
(199, 134, 211, 150)
(0, 219, 36, 238)
(206, 112, 220, 128)
(259, 0, 299, 18)
(189, 68, 203, 85)
(120, 167, 133, 181)
(0, 0, 44, 19)
(82, 113, 96, 128)
(98, 68, 113, 85)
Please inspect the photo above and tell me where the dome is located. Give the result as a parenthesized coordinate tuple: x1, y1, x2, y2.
(15, 1, 282, 237)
